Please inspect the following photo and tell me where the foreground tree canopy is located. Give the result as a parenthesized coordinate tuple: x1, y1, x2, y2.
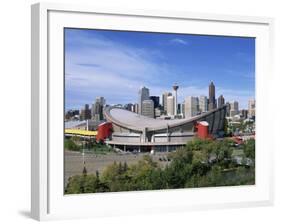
(65, 138, 255, 194)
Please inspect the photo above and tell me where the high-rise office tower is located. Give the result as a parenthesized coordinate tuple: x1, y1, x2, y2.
(172, 83, 179, 115)
(138, 86, 150, 115)
(185, 96, 199, 118)
(218, 95, 225, 108)
(124, 103, 134, 111)
(142, 100, 154, 118)
(177, 103, 181, 115)
(133, 103, 139, 113)
(208, 81, 216, 110)
(176, 103, 184, 118)
(199, 95, 208, 113)
(154, 108, 161, 117)
(225, 102, 231, 117)
(181, 102, 185, 118)
(80, 104, 91, 120)
(95, 96, 106, 106)
(91, 101, 103, 121)
(240, 109, 248, 119)
(167, 95, 175, 116)
(149, 96, 160, 108)
(162, 92, 172, 114)
(91, 97, 106, 121)
(230, 101, 239, 117)
(248, 99, 255, 118)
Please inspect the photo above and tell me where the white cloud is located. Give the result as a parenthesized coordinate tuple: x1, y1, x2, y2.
(65, 30, 253, 110)
(169, 38, 189, 45)
(65, 31, 173, 107)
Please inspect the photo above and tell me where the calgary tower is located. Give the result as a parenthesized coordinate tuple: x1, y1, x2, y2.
(172, 83, 179, 115)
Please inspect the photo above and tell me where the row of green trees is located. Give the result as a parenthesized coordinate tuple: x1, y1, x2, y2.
(64, 137, 113, 154)
(65, 138, 255, 194)
(64, 138, 80, 151)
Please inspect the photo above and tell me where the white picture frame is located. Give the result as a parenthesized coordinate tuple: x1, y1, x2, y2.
(31, 2, 274, 221)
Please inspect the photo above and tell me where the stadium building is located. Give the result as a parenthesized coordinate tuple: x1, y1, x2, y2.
(103, 105, 227, 152)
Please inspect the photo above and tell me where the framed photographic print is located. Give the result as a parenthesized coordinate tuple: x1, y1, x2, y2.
(31, 2, 274, 221)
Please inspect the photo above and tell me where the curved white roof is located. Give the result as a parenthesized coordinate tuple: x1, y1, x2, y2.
(109, 107, 191, 129)
(104, 106, 225, 131)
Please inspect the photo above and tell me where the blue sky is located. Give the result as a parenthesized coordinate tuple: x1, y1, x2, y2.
(65, 28, 255, 110)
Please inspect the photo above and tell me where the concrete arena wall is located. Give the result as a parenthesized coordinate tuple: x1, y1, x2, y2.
(111, 132, 194, 144)
(106, 106, 226, 145)
(112, 133, 141, 143)
(153, 133, 194, 143)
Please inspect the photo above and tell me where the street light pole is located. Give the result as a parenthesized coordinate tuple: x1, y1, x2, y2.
(82, 136, 86, 174)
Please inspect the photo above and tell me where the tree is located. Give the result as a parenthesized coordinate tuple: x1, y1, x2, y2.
(125, 155, 159, 191)
(65, 138, 255, 194)
(82, 166, 87, 176)
(65, 176, 84, 194)
(215, 139, 234, 168)
(164, 159, 193, 188)
(123, 162, 128, 172)
(83, 174, 98, 193)
(243, 139, 255, 160)
(64, 138, 80, 151)
(65, 173, 110, 194)
(185, 168, 221, 188)
(169, 147, 193, 164)
(185, 138, 213, 152)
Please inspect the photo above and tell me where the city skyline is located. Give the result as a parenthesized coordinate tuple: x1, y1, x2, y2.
(69, 83, 255, 120)
(66, 83, 254, 114)
(65, 28, 255, 110)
